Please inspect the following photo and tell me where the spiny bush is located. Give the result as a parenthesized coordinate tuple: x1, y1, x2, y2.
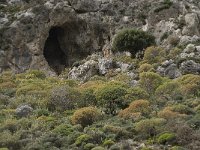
(112, 29, 155, 57)
(48, 86, 80, 112)
(71, 107, 102, 127)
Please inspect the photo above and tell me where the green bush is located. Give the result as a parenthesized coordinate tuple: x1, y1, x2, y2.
(103, 139, 115, 147)
(84, 143, 95, 150)
(53, 124, 74, 136)
(155, 81, 183, 103)
(75, 134, 92, 146)
(157, 132, 176, 144)
(112, 29, 155, 57)
(95, 83, 127, 115)
(79, 89, 97, 107)
(91, 146, 105, 150)
(139, 72, 163, 95)
(71, 107, 102, 127)
(135, 118, 166, 138)
(171, 104, 194, 115)
(125, 87, 150, 103)
(143, 46, 166, 64)
(139, 63, 154, 73)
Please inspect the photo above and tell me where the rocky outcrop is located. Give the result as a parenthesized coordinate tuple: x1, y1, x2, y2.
(0, 0, 200, 75)
(157, 60, 182, 79)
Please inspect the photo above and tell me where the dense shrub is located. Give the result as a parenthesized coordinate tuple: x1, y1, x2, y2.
(168, 47, 182, 59)
(112, 29, 155, 57)
(135, 118, 166, 138)
(155, 81, 183, 104)
(75, 134, 92, 146)
(79, 89, 97, 107)
(138, 63, 154, 73)
(139, 72, 163, 95)
(158, 107, 182, 120)
(53, 124, 74, 136)
(103, 139, 115, 147)
(171, 104, 194, 115)
(71, 107, 102, 127)
(143, 46, 166, 64)
(95, 83, 127, 115)
(125, 87, 150, 103)
(177, 74, 200, 97)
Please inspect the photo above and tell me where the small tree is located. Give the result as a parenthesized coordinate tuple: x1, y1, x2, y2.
(112, 29, 155, 57)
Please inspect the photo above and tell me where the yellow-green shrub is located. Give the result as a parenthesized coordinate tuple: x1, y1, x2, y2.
(139, 72, 163, 95)
(135, 118, 166, 138)
(71, 107, 101, 127)
(139, 63, 154, 73)
(143, 46, 166, 64)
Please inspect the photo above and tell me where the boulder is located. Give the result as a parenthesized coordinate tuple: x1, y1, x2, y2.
(98, 58, 113, 75)
(68, 60, 98, 81)
(16, 105, 33, 118)
(180, 60, 200, 74)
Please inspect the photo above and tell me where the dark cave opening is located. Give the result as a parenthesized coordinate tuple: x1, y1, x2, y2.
(43, 27, 67, 75)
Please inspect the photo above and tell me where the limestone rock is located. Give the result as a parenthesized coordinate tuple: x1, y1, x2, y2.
(16, 105, 33, 118)
(98, 58, 113, 75)
(180, 60, 200, 74)
(157, 60, 181, 79)
(68, 60, 98, 81)
(182, 13, 200, 36)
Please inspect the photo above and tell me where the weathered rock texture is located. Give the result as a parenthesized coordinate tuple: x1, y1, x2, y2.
(0, 0, 200, 74)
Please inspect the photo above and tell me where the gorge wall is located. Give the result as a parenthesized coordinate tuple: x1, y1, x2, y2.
(0, 0, 200, 74)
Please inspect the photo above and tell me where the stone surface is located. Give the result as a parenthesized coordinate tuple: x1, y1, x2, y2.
(16, 105, 33, 118)
(180, 60, 200, 74)
(98, 58, 113, 75)
(157, 60, 182, 79)
(68, 60, 98, 81)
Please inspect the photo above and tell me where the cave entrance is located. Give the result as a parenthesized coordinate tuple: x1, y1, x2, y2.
(43, 27, 67, 75)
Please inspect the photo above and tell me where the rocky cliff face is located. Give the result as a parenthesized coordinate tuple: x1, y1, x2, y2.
(0, 0, 200, 75)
